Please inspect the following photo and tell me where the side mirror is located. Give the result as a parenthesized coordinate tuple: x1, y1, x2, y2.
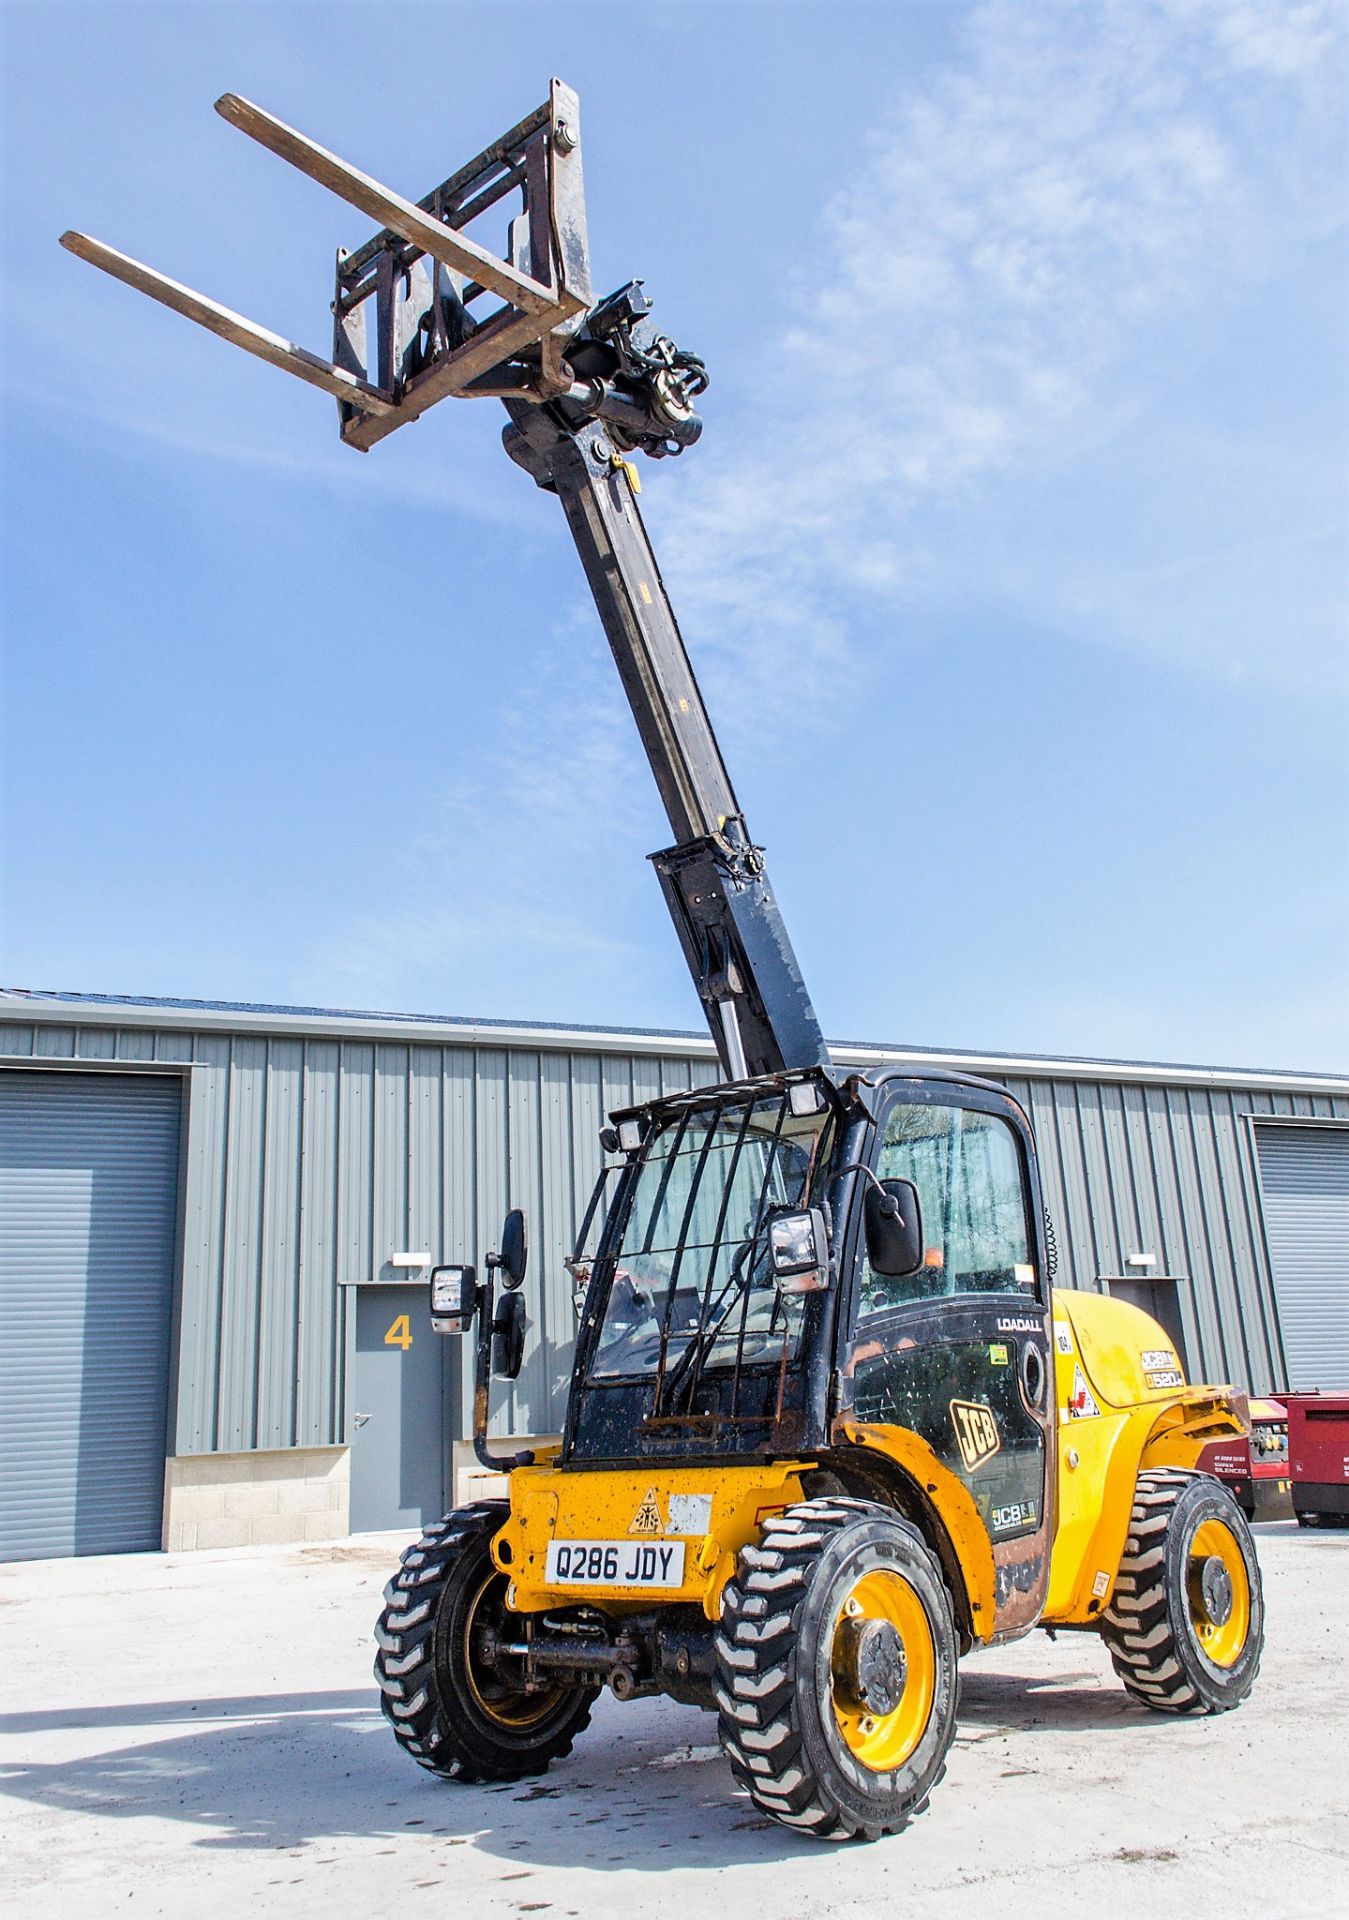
(767, 1205, 831, 1294)
(492, 1290, 527, 1379)
(429, 1264, 476, 1335)
(488, 1208, 528, 1290)
(865, 1178, 923, 1277)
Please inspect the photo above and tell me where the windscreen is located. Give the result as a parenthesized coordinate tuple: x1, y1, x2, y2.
(589, 1092, 834, 1405)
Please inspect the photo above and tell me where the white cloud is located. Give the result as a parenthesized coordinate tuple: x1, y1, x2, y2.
(651, 0, 1348, 713)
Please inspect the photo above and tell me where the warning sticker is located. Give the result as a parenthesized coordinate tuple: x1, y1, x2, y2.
(1054, 1322, 1074, 1355)
(989, 1343, 1010, 1366)
(1091, 1569, 1110, 1599)
(1068, 1366, 1100, 1420)
(629, 1487, 663, 1536)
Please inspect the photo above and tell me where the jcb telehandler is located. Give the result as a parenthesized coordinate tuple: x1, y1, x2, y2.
(65, 80, 1265, 1840)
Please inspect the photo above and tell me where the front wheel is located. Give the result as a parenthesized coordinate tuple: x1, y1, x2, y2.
(714, 1497, 958, 1841)
(375, 1501, 598, 1781)
(1102, 1470, 1264, 1713)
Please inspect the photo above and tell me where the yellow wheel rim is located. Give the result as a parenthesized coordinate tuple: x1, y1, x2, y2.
(829, 1569, 936, 1773)
(1187, 1520, 1251, 1669)
(461, 1572, 568, 1730)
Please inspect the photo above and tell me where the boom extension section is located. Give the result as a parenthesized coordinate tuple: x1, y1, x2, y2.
(60, 82, 829, 1079)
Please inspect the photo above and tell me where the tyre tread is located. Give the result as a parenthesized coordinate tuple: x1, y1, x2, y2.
(1100, 1470, 1262, 1717)
(714, 1497, 953, 1841)
(374, 1501, 594, 1783)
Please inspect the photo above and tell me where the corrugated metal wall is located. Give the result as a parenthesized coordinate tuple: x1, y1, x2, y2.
(987, 1073, 1349, 1396)
(0, 1016, 717, 1453)
(3, 1011, 1345, 1448)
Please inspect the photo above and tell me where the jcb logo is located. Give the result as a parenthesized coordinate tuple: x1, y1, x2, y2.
(950, 1399, 1000, 1471)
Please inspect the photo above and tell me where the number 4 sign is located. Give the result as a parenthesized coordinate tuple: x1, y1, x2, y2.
(384, 1313, 413, 1351)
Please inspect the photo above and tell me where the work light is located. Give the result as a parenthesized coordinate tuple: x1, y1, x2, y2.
(767, 1206, 831, 1292)
(429, 1264, 476, 1335)
(788, 1080, 826, 1117)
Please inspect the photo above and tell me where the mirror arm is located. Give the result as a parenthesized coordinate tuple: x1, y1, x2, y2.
(834, 1160, 884, 1193)
(835, 1160, 902, 1218)
(471, 1273, 535, 1472)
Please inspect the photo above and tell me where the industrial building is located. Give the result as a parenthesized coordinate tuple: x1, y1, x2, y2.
(1, 985, 1346, 1564)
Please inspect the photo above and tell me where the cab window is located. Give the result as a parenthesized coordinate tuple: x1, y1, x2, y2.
(859, 1101, 1035, 1315)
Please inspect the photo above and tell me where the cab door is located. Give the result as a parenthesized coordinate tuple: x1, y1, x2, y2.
(841, 1084, 1055, 1638)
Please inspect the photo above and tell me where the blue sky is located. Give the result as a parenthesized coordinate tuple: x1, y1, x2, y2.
(2, 0, 1346, 1071)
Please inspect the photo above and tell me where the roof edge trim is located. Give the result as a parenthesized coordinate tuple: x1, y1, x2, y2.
(3, 995, 1347, 1096)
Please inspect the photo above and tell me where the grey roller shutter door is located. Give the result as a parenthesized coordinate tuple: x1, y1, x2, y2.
(1256, 1125, 1349, 1392)
(0, 1071, 181, 1561)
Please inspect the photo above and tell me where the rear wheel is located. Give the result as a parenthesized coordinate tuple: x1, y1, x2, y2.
(375, 1501, 598, 1781)
(1102, 1470, 1263, 1714)
(714, 1497, 958, 1840)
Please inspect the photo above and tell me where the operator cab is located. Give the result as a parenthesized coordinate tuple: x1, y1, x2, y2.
(536, 1069, 1053, 1597)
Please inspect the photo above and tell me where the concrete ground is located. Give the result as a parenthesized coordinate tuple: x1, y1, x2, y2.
(1, 1522, 1345, 1920)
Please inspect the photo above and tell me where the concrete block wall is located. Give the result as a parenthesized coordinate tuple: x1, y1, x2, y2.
(163, 1446, 349, 1551)
(450, 1438, 564, 1512)
(451, 1440, 509, 1508)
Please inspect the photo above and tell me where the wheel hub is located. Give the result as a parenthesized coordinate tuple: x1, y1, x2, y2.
(840, 1617, 908, 1716)
(1193, 1552, 1234, 1628)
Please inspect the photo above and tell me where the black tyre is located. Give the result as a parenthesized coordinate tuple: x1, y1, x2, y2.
(374, 1501, 598, 1782)
(714, 1497, 958, 1841)
(1295, 1510, 1320, 1529)
(1102, 1470, 1264, 1714)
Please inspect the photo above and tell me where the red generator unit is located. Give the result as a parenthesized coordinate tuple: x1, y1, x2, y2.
(1198, 1398, 1291, 1521)
(1282, 1391, 1349, 1528)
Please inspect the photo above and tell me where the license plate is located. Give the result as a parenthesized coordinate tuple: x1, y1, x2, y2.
(545, 1538, 686, 1589)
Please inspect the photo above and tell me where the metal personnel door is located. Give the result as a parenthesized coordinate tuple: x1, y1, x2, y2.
(350, 1285, 451, 1533)
(1256, 1125, 1349, 1390)
(1104, 1276, 1190, 1375)
(0, 1070, 181, 1561)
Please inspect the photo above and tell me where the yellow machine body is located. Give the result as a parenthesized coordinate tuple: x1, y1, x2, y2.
(491, 1288, 1247, 1638)
(1040, 1289, 1246, 1623)
(493, 1459, 814, 1622)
